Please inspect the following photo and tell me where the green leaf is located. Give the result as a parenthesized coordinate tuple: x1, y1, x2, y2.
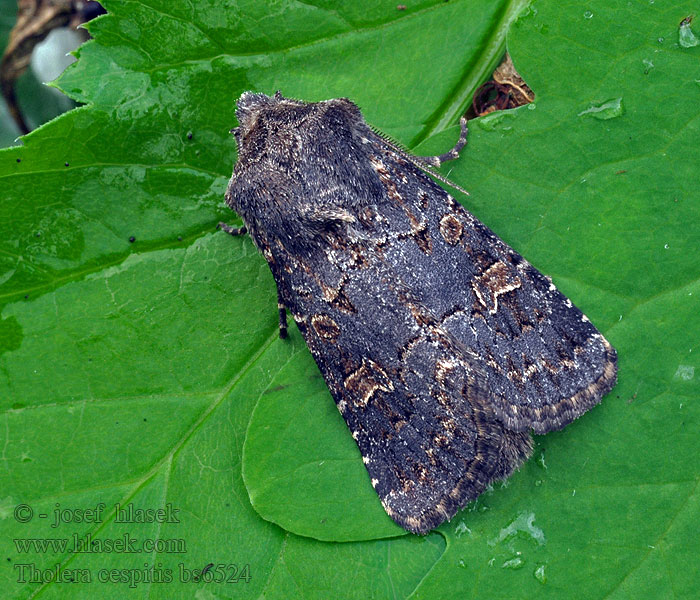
(242, 343, 406, 541)
(1, 0, 698, 599)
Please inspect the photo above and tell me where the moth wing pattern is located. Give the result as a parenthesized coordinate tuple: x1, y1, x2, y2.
(409, 191, 618, 436)
(225, 92, 617, 534)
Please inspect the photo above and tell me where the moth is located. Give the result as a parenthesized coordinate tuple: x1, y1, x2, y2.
(221, 91, 617, 534)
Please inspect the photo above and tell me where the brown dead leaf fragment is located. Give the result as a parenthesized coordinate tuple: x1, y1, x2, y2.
(472, 53, 534, 117)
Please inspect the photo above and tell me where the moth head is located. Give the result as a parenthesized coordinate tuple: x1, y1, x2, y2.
(233, 92, 366, 156)
(234, 92, 302, 146)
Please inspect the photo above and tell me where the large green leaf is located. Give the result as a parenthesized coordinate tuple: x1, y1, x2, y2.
(1, 0, 698, 598)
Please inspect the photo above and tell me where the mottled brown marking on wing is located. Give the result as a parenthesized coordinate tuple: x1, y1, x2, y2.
(439, 213, 464, 245)
(344, 358, 395, 406)
(472, 260, 522, 314)
(370, 156, 402, 202)
(311, 314, 341, 341)
(321, 278, 356, 313)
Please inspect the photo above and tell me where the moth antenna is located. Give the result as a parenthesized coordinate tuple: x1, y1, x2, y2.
(372, 122, 471, 198)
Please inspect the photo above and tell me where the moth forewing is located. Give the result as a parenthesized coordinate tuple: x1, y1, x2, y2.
(222, 91, 617, 534)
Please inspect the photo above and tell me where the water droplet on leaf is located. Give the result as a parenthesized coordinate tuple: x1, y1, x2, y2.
(679, 21, 700, 47)
(479, 112, 515, 132)
(674, 365, 695, 380)
(489, 512, 546, 546)
(502, 555, 524, 569)
(454, 521, 472, 538)
(578, 98, 624, 120)
(534, 564, 547, 584)
(535, 448, 547, 470)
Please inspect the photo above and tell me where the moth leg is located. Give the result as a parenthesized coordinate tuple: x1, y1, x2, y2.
(277, 291, 288, 339)
(416, 117, 468, 168)
(217, 222, 248, 236)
